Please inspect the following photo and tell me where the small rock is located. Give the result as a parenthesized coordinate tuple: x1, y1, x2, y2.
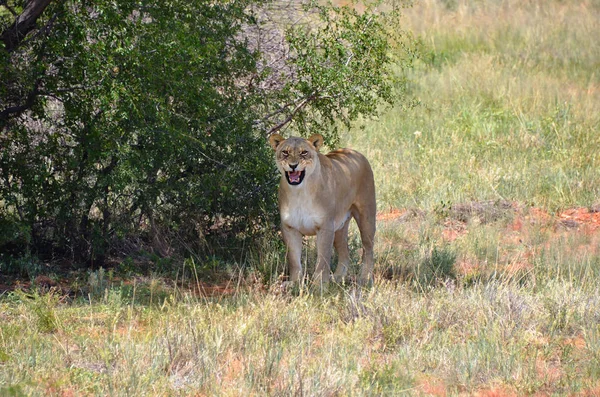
(559, 219, 579, 229)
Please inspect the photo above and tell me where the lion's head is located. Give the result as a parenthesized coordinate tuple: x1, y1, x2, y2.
(268, 134, 324, 186)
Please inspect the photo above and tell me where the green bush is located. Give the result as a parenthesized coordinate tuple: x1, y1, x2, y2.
(0, 0, 414, 268)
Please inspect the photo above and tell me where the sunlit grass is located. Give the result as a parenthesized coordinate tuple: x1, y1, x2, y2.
(346, 0, 600, 212)
(2, 0, 600, 395)
(2, 270, 600, 395)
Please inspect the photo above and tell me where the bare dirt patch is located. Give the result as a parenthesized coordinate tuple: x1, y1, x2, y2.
(558, 207, 600, 233)
(377, 202, 600, 279)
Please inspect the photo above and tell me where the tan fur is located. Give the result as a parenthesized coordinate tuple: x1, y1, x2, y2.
(268, 133, 376, 286)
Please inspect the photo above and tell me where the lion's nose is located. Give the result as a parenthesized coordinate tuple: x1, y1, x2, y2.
(289, 163, 298, 171)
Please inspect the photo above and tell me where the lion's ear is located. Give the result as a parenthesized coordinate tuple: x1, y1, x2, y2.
(307, 134, 324, 152)
(268, 134, 285, 150)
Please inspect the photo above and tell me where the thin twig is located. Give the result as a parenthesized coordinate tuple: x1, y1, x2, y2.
(265, 91, 318, 135)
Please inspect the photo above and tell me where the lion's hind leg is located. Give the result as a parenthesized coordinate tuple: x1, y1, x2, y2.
(354, 205, 376, 286)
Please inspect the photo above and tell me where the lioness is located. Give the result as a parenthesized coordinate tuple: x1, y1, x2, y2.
(268, 133, 376, 286)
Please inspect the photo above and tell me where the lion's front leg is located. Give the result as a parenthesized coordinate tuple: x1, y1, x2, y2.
(333, 218, 351, 283)
(313, 226, 334, 286)
(282, 225, 303, 283)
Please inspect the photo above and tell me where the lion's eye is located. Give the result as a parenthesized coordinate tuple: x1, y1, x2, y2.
(301, 150, 308, 156)
(282, 150, 289, 157)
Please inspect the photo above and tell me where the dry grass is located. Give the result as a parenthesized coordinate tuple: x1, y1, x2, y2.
(2, 0, 600, 395)
(2, 268, 600, 395)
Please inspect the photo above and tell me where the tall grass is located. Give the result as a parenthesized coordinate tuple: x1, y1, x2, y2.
(346, 0, 600, 212)
(2, 274, 600, 395)
(2, 0, 600, 395)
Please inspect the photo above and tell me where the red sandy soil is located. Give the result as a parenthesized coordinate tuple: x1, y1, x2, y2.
(378, 205, 600, 230)
(558, 207, 600, 233)
(376, 208, 408, 222)
(378, 205, 600, 239)
(377, 204, 600, 278)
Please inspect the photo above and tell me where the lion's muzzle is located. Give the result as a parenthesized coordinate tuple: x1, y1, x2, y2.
(286, 170, 305, 185)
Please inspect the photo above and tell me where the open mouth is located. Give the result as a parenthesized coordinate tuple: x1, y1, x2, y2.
(286, 170, 305, 185)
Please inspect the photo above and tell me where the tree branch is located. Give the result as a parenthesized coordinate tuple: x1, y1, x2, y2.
(265, 91, 317, 135)
(1, 0, 54, 53)
(0, 78, 42, 121)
